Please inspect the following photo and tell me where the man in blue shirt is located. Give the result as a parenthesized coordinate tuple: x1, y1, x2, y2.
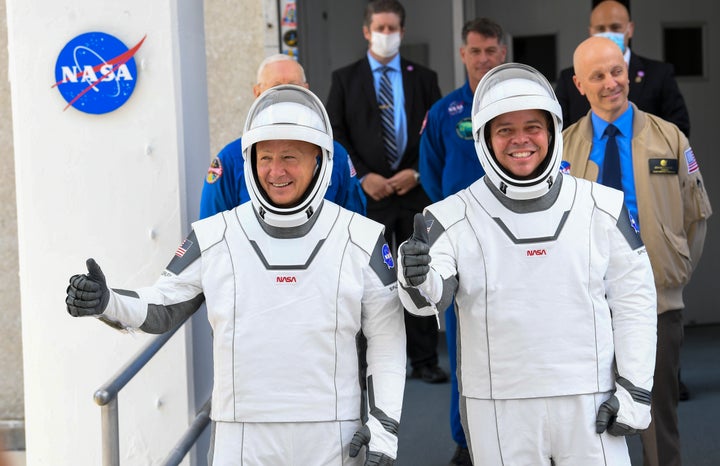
(418, 17, 506, 466)
(326, 0, 446, 388)
(563, 36, 712, 466)
(200, 54, 366, 219)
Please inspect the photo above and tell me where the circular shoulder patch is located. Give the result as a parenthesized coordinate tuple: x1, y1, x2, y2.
(455, 117, 473, 140)
(206, 157, 223, 184)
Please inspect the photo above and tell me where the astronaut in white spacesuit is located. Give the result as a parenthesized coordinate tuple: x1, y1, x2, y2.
(397, 63, 657, 465)
(66, 85, 406, 466)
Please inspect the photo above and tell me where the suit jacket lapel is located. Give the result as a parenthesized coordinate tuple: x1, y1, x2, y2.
(361, 58, 379, 118)
(628, 53, 645, 102)
(400, 58, 413, 121)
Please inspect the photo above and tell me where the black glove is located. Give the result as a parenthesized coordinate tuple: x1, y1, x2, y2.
(66, 258, 110, 317)
(596, 376, 652, 436)
(596, 395, 639, 436)
(400, 213, 431, 286)
(348, 425, 395, 466)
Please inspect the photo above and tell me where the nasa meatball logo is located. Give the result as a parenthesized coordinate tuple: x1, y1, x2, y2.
(53, 32, 146, 114)
(382, 243, 395, 269)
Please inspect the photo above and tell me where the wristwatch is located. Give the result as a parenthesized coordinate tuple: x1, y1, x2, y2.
(413, 170, 420, 182)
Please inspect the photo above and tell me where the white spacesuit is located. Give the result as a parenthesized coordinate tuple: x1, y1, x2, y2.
(67, 85, 406, 466)
(397, 64, 657, 465)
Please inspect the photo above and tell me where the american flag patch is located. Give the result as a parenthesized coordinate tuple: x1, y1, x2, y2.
(419, 110, 429, 135)
(176, 238, 193, 257)
(685, 147, 698, 174)
(347, 155, 357, 178)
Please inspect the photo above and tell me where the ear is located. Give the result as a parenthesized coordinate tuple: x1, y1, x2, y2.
(572, 75, 585, 96)
(627, 21, 635, 40)
(363, 25, 371, 43)
(252, 84, 262, 98)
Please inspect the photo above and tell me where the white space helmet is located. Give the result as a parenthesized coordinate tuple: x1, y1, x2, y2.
(471, 63, 563, 200)
(241, 84, 334, 228)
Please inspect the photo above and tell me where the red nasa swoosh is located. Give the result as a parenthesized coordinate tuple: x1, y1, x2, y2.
(53, 35, 147, 111)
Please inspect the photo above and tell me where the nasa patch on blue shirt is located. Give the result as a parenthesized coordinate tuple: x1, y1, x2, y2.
(382, 243, 395, 269)
(447, 100, 464, 116)
(54, 32, 146, 114)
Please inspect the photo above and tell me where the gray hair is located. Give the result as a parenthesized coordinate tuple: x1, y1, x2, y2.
(256, 54, 307, 83)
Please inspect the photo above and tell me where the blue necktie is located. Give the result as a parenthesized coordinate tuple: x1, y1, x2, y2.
(378, 66, 398, 165)
(603, 124, 622, 190)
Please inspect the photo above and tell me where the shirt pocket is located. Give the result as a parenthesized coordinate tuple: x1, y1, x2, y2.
(688, 176, 712, 220)
(656, 222, 692, 287)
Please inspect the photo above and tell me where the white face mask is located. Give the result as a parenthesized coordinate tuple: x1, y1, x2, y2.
(593, 31, 626, 53)
(370, 31, 401, 58)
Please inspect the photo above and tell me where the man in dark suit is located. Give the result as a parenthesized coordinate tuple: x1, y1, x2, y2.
(555, 0, 690, 137)
(326, 0, 446, 384)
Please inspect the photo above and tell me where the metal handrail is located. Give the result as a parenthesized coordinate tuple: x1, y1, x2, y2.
(93, 316, 191, 466)
(161, 397, 212, 466)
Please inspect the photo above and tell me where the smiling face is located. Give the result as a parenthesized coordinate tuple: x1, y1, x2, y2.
(488, 109, 551, 179)
(572, 36, 630, 122)
(256, 139, 319, 207)
(461, 31, 507, 91)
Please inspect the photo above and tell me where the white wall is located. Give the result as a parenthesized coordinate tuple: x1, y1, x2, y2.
(7, 0, 208, 463)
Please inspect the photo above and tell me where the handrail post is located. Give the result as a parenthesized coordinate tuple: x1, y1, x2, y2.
(100, 396, 120, 466)
(93, 316, 190, 464)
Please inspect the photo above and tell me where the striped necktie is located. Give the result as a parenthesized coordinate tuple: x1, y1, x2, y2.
(378, 66, 398, 165)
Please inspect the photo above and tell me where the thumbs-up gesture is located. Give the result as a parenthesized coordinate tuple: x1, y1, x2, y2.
(399, 213, 431, 287)
(66, 258, 110, 317)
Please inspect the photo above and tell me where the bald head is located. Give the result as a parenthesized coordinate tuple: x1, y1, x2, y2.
(253, 54, 309, 97)
(572, 36, 629, 122)
(589, 0, 634, 50)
